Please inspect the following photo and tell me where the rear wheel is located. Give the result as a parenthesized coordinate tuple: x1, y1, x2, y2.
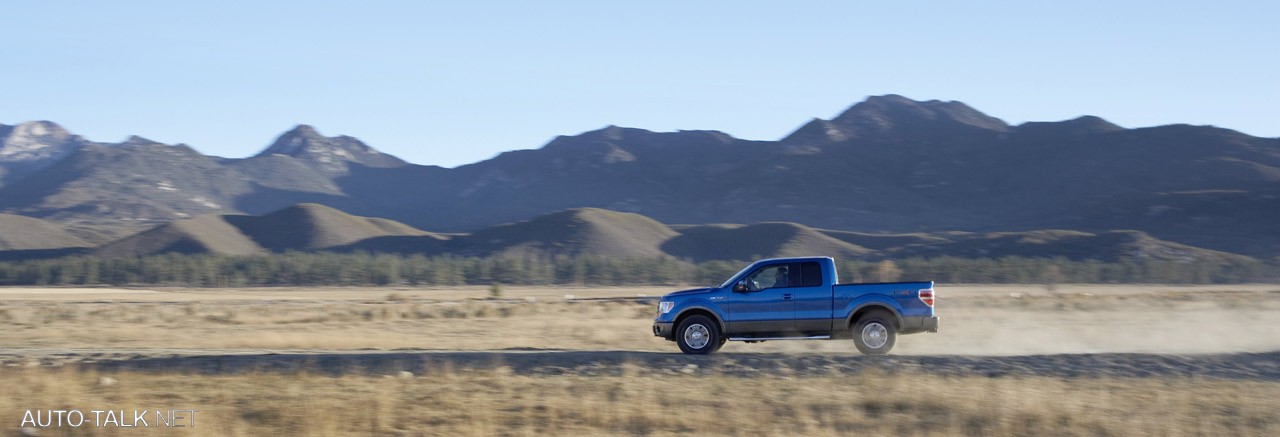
(676, 315, 722, 355)
(852, 310, 897, 355)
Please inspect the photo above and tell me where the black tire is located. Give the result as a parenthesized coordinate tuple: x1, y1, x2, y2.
(709, 337, 728, 353)
(676, 315, 722, 355)
(852, 310, 897, 355)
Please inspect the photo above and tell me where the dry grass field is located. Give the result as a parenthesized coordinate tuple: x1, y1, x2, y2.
(5, 366, 1279, 436)
(2, 284, 1279, 435)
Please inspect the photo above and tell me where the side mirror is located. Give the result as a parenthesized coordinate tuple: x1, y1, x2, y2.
(732, 281, 748, 293)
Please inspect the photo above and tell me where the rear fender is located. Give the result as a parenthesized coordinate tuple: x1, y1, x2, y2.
(843, 297, 904, 329)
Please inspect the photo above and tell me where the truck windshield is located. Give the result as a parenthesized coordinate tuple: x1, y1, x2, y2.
(719, 262, 759, 288)
(718, 276, 738, 288)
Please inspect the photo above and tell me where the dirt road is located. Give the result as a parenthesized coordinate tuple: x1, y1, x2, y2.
(2, 348, 1276, 381)
(2, 284, 1278, 379)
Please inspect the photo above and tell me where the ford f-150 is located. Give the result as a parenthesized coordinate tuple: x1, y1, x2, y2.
(652, 256, 938, 354)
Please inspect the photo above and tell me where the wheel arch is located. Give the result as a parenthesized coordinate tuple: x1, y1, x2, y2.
(846, 303, 902, 330)
(673, 307, 725, 334)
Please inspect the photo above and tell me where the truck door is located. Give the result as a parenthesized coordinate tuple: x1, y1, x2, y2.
(726, 263, 795, 335)
(792, 261, 833, 334)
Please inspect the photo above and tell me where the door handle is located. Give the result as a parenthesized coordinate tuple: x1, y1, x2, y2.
(783, 293, 792, 300)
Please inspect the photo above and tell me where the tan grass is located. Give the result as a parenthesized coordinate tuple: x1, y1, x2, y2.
(1, 367, 1277, 436)
(0, 297, 668, 353)
(3, 286, 1278, 435)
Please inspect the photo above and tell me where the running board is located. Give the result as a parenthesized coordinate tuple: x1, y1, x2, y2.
(729, 335, 831, 341)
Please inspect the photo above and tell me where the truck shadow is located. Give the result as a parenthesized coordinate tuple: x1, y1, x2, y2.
(81, 349, 1280, 380)
(88, 350, 682, 376)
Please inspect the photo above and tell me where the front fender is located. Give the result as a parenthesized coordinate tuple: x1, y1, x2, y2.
(662, 299, 726, 332)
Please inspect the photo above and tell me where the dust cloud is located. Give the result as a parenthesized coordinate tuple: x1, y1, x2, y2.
(736, 285, 1280, 356)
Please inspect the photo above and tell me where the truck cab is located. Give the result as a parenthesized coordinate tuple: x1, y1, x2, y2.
(653, 257, 938, 354)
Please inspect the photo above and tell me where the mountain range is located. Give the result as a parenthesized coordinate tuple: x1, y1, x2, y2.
(1, 94, 1276, 259)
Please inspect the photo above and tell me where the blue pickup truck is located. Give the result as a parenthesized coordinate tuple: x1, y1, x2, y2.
(653, 257, 938, 354)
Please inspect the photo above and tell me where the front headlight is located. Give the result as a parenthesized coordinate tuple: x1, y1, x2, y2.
(658, 301, 674, 314)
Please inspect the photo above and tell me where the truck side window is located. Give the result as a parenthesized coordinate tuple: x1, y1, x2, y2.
(745, 265, 789, 291)
(800, 262, 822, 287)
(774, 266, 789, 288)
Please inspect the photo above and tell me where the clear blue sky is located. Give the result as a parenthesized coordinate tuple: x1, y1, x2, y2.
(2, 1, 1276, 167)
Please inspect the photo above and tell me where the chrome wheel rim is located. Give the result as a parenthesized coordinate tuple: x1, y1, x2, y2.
(683, 324, 710, 349)
(861, 322, 889, 349)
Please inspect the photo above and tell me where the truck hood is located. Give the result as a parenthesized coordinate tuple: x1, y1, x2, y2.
(663, 287, 717, 298)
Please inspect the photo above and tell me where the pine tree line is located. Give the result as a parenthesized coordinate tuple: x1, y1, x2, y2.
(0, 252, 1274, 287)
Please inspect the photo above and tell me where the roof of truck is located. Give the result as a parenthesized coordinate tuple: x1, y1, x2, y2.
(749, 256, 835, 264)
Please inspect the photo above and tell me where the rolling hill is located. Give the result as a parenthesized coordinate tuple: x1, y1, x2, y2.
(879, 229, 1253, 263)
(0, 213, 89, 251)
(227, 203, 432, 251)
(443, 208, 679, 258)
(94, 214, 266, 257)
(661, 222, 873, 262)
(93, 204, 434, 257)
(17, 204, 1241, 265)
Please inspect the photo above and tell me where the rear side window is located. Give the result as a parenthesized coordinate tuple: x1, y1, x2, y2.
(800, 262, 823, 287)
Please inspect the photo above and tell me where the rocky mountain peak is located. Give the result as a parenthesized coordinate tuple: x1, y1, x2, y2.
(597, 125, 627, 140)
(782, 95, 1010, 144)
(1, 121, 74, 151)
(1061, 115, 1123, 132)
(834, 94, 1010, 132)
(7, 120, 71, 140)
(1015, 115, 1125, 137)
(256, 124, 407, 174)
(118, 135, 166, 147)
(1, 121, 82, 162)
(260, 125, 327, 156)
(288, 124, 321, 136)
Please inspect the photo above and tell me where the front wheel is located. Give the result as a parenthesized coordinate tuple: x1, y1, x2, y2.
(852, 310, 897, 355)
(676, 315, 722, 355)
